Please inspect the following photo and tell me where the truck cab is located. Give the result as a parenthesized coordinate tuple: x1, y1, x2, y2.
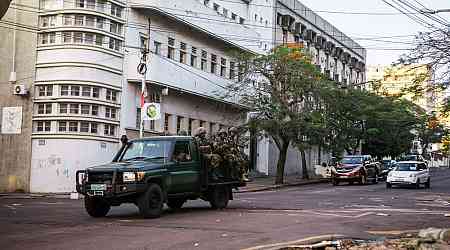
(76, 136, 245, 218)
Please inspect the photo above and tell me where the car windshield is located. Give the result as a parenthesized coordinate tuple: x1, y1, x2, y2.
(402, 155, 417, 161)
(121, 140, 172, 162)
(395, 163, 419, 171)
(341, 157, 363, 164)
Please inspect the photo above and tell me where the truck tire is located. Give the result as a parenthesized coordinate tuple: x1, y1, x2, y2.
(167, 198, 185, 210)
(209, 186, 229, 209)
(84, 196, 111, 218)
(137, 183, 164, 218)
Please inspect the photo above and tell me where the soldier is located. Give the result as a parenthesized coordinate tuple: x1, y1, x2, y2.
(194, 127, 222, 177)
(228, 127, 249, 182)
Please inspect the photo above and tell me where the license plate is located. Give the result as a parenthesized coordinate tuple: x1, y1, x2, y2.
(91, 184, 106, 191)
(340, 176, 348, 178)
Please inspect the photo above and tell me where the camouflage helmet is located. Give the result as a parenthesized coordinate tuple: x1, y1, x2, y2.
(217, 128, 227, 136)
(194, 127, 207, 136)
(229, 126, 239, 134)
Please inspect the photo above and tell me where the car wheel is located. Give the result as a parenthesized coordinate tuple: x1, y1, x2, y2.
(425, 178, 431, 189)
(359, 175, 367, 185)
(373, 173, 379, 184)
(84, 196, 111, 218)
(414, 180, 421, 189)
(137, 183, 164, 218)
(209, 185, 229, 209)
(386, 182, 392, 189)
(332, 178, 339, 186)
(167, 198, 186, 210)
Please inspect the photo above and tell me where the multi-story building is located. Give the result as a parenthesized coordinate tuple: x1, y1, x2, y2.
(0, 0, 366, 192)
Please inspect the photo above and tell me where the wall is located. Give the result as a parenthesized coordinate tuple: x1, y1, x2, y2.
(30, 138, 119, 193)
(0, 0, 38, 192)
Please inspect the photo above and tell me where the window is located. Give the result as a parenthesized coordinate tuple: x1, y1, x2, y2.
(232, 13, 237, 21)
(97, 0, 106, 11)
(177, 116, 183, 134)
(71, 86, 80, 96)
(91, 105, 99, 116)
(211, 54, 217, 74)
(36, 121, 51, 132)
(167, 37, 175, 59)
(91, 123, 98, 134)
(59, 121, 67, 132)
(110, 21, 118, 33)
(223, 8, 228, 17)
(201, 50, 207, 71)
(260, 17, 263, 23)
(81, 104, 90, 115)
(140, 35, 148, 51)
(255, 14, 258, 21)
(40, 33, 48, 45)
(86, 15, 95, 27)
(204, 0, 210, 6)
(95, 34, 103, 46)
(104, 124, 115, 136)
(239, 18, 245, 24)
(75, 15, 84, 26)
(191, 47, 198, 67)
(106, 89, 117, 101)
(229, 61, 236, 80)
(180, 42, 187, 63)
(220, 58, 227, 77)
(61, 85, 69, 96)
(38, 85, 52, 96)
(69, 121, 78, 132)
(110, 108, 116, 119)
(106, 89, 111, 100)
(74, 32, 83, 43)
(49, 33, 55, 44)
(86, 0, 95, 9)
(164, 114, 170, 132)
(173, 141, 192, 162)
(92, 87, 99, 98)
(85, 33, 94, 44)
(41, 16, 49, 27)
(111, 4, 122, 18)
(76, 0, 85, 8)
(154, 41, 161, 55)
(63, 32, 72, 43)
(59, 103, 68, 113)
(213, 3, 219, 11)
(109, 38, 122, 51)
(96, 17, 104, 29)
(64, 15, 72, 26)
(70, 104, 79, 114)
(80, 122, 90, 132)
(105, 107, 111, 118)
(38, 104, 45, 114)
(41, 103, 52, 114)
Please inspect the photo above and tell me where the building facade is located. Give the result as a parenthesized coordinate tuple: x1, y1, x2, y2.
(0, 0, 366, 192)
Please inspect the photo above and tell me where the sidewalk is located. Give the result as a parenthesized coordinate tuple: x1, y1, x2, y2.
(235, 175, 329, 193)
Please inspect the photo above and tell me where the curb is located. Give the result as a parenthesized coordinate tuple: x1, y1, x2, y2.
(234, 179, 329, 193)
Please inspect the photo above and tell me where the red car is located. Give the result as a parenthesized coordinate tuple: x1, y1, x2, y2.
(331, 155, 380, 185)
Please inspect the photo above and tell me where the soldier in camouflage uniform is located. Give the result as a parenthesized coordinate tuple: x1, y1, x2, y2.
(194, 127, 222, 171)
(228, 127, 250, 182)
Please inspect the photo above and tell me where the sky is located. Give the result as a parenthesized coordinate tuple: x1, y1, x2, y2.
(299, 0, 450, 66)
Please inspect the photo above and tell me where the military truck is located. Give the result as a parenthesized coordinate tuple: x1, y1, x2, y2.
(76, 136, 245, 218)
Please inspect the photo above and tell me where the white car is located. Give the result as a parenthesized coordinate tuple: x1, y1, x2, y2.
(386, 161, 430, 189)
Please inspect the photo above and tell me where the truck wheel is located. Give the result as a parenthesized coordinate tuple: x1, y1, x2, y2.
(137, 183, 164, 218)
(167, 198, 185, 210)
(84, 196, 110, 218)
(209, 186, 229, 209)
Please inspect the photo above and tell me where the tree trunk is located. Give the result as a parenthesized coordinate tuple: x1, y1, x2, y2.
(317, 144, 322, 165)
(300, 149, 309, 180)
(275, 141, 289, 184)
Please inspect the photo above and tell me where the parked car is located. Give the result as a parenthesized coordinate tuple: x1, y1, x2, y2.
(386, 161, 430, 189)
(380, 159, 396, 179)
(331, 155, 381, 186)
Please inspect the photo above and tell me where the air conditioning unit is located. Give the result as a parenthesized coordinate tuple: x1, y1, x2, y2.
(13, 84, 28, 95)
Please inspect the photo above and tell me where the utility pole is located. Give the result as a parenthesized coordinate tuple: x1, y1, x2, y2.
(138, 18, 151, 138)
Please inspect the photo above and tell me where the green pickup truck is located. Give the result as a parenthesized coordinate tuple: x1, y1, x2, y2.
(76, 136, 245, 218)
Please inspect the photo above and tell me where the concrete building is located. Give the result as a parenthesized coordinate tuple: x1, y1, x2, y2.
(0, 0, 366, 192)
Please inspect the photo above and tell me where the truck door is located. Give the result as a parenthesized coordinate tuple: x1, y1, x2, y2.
(169, 140, 201, 194)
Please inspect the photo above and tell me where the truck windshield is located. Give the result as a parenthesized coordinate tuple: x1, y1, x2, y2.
(121, 140, 172, 162)
(341, 157, 363, 164)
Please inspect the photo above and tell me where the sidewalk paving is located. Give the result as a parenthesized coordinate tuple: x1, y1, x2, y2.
(235, 175, 329, 193)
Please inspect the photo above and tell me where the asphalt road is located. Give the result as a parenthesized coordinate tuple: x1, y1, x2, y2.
(1, 168, 450, 250)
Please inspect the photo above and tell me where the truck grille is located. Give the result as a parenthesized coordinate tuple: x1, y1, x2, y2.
(88, 172, 113, 184)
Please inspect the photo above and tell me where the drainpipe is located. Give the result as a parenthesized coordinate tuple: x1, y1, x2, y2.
(9, 1, 17, 83)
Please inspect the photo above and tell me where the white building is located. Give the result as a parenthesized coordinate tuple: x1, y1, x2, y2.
(1, 0, 365, 192)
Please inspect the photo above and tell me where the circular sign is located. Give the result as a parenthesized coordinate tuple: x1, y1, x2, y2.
(146, 104, 158, 119)
(0, 0, 12, 20)
(137, 63, 147, 75)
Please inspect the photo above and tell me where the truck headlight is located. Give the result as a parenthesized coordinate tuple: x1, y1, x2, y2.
(123, 172, 136, 182)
